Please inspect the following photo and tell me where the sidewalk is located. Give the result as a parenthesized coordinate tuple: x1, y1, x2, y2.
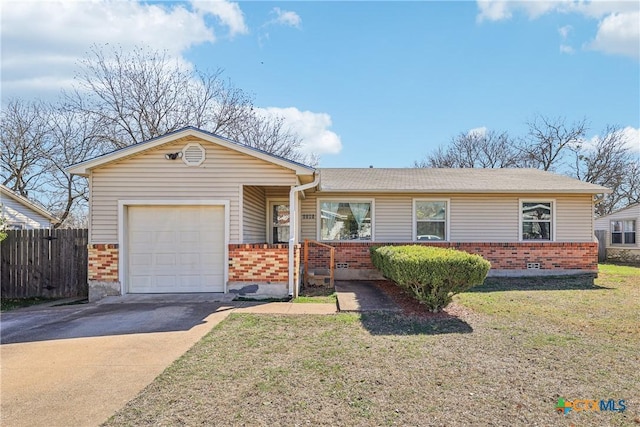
(234, 302, 337, 314)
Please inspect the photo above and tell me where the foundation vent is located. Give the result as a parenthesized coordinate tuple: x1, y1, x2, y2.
(336, 263, 349, 269)
(526, 262, 541, 269)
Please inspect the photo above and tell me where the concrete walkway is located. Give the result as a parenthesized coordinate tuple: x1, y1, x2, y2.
(0, 300, 336, 427)
(335, 281, 401, 312)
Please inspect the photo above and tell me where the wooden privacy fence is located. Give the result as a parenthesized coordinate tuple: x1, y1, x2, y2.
(1, 229, 88, 299)
(595, 230, 607, 262)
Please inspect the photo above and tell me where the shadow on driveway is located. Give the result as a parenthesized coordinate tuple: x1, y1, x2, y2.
(0, 302, 236, 344)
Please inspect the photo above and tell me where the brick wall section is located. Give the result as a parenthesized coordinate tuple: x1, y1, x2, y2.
(306, 242, 598, 271)
(88, 244, 119, 281)
(229, 244, 300, 282)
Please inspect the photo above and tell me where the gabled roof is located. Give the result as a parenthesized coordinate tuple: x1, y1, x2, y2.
(317, 168, 611, 194)
(596, 203, 640, 219)
(0, 185, 60, 223)
(66, 127, 316, 177)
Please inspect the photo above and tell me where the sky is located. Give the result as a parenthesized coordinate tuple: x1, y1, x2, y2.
(1, 0, 639, 168)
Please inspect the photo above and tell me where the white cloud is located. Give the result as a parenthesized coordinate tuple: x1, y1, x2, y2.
(560, 44, 575, 54)
(271, 8, 302, 29)
(191, 0, 248, 36)
(260, 107, 342, 155)
(620, 126, 640, 152)
(588, 11, 640, 59)
(467, 126, 488, 137)
(558, 25, 572, 39)
(0, 0, 246, 101)
(476, 1, 640, 60)
(585, 126, 640, 152)
(476, 0, 511, 22)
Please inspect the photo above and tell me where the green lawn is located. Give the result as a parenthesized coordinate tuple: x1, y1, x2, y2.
(0, 297, 60, 312)
(104, 264, 639, 426)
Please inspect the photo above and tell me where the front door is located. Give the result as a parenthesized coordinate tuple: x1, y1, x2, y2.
(270, 202, 290, 244)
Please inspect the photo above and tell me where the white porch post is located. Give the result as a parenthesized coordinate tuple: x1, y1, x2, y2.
(288, 175, 319, 297)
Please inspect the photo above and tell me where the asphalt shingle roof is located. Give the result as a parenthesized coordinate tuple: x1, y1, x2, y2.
(317, 168, 610, 194)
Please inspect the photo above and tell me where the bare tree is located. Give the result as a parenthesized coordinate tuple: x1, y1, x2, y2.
(68, 45, 309, 163)
(414, 129, 521, 168)
(0, 99, 53, 196)
(575, 126, 640, 215)
(226, 112, 317, 164)
(43, 106, 104, 226)
(519, 115, 587, 171)
(416, 117, 639, 215)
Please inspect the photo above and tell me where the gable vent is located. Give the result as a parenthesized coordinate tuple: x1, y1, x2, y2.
(182, 143, 206, 166)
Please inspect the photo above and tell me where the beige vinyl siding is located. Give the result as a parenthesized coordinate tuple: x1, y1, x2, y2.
(594, 204, 640, 248)
(90, 137, 297, 243)
(265, 187, 289, 198)
(554, 195, 595, 242)
(0, 195, 52, 229)
(300, 192, 317, 242)
(374, 195, 413, 242)
(300, 192, 595, 243)
(243, 186, 266, 243)
(449, 195, 518, 241)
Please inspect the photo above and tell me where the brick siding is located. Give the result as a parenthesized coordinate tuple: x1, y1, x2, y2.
(306, 241, 598, 271)
(88, 244, 119, 281)
(229, 244, 299, 283)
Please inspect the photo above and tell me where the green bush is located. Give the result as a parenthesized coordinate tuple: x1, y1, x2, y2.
(370, 245, 490, 312)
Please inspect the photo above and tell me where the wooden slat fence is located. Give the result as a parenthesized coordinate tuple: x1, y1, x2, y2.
(595, 230, 607, 262)
(1, 229, 88, 299)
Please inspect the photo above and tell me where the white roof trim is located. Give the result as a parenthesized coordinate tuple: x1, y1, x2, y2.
(0, 185, 60, 223)
(66, 127, 315, 177)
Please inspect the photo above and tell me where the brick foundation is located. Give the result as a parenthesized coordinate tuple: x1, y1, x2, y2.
(87, 244, 120, 301)
(88, 244, 119, 281)
(228, 243, 300, 297)
(306, 242, 598, 276)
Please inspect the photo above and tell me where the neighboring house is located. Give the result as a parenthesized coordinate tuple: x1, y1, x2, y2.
(67, 127, 611, 301)
(594, 204, 640, 264)
(0, 185, 59, 229)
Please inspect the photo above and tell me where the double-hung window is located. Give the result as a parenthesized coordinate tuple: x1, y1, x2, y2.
(414, 200, 448, 241)
(521, 201, 553, 241)
(611, 220, 636, 245)
(319, 200, 372, 241)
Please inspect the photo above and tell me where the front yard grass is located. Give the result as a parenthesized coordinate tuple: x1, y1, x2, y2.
(104, 264, 639, 426)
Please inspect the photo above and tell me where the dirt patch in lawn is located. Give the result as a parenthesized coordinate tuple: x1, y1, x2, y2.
(104, 266, 639, 426)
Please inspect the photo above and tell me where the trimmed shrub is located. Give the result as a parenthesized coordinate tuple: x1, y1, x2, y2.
(370, 245, 490, 312)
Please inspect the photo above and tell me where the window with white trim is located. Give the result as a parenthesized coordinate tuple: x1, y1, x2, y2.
(611, 220, 636, 245)
(521, 201, 553, 241)
(414, 200, 447, 241)
(319, 201, 371, 241)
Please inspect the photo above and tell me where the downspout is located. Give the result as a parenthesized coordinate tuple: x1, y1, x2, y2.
(289, 174, 320, 297)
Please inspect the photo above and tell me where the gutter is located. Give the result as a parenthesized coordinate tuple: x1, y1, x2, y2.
(289, 174, 320, 297)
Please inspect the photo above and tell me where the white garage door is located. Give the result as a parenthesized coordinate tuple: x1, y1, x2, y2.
(128, 205, 225, 293)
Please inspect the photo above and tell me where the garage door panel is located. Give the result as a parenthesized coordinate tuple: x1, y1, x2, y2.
(156, 253, 176, 265)
(128, 205, 225, 293)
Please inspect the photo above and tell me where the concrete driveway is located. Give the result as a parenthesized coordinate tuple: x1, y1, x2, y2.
(0, 296, 236, 427)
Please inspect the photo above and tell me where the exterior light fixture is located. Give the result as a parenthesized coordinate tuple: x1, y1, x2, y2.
(165, 152, 183, 160)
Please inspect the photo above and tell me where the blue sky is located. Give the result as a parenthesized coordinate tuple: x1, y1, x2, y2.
(2, 1, 639, 167)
